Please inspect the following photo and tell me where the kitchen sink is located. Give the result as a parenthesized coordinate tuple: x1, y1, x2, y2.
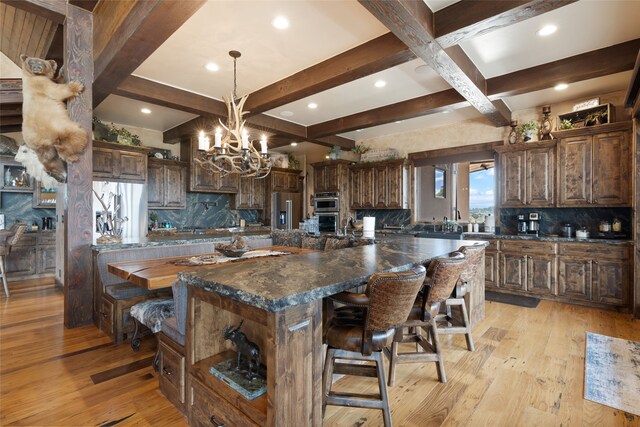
(415, 231, 464, 240)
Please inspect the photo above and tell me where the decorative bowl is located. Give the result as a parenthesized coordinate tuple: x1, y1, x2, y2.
(215, 246, 248, 258)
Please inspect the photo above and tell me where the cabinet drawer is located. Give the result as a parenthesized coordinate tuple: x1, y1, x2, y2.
(500, 240, 556, 255)
(189, 378, 258, 427)
(159, 339, 185, 396)
(558, 243, 629, 260)
(100, 297, 114, 338)
(484, 239, 499, 252)
(37, 233, 56, 245)
(13, 235, 36, 247)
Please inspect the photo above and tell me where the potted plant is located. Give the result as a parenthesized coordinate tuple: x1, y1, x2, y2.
(517, 120, 540, 142)
(585, 111, 607, 126)
(327, 145, 341, 160)
(286, 153, 300, 170)
(149, 212, 159, 230)
(558, 119, 574, 130)
(109, 123, 142, 146)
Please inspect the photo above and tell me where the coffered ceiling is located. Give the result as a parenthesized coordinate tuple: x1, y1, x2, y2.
(1, 0, 640, 151)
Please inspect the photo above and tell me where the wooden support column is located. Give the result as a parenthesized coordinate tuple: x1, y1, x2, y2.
(62, 3, 93, 327)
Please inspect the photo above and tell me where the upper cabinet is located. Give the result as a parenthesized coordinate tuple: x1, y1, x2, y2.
(349, 159, 406, 210)
(497, 141, 555, 208)
(313, 160, 350, 193)
(271, 169, 300, 193)
(556, 122, 631, 207)
(93, 141, 148, 183)
(180, 137, 239, 193)
(233, 176, 266, 210)
(148, 158, 187, 209)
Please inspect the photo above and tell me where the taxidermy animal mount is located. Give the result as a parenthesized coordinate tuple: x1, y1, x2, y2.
(15, 145, 61, 188)
(19, 54, 88, 183)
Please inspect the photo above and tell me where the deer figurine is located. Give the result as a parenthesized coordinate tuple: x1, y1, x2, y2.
(223, 320, 261, 380)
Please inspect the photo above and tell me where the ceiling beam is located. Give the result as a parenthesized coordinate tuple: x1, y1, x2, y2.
(92, 0, 206, 106)
(68, 0, 98, 12)
(434, 0, 577, 49)
(358, 0, 511, 127)
(308, 89, 467, 138)
(244, 32, 415, 115)
(0, 0, 65, 24)
(487, 38, 640, 98)
(623, 49, 640, 109)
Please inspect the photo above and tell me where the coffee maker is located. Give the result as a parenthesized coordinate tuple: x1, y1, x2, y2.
(528, 212, 541, 236)
(517, 214, 528, 234)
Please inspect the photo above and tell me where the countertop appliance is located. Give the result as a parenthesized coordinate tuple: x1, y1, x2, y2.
(561, 223, 573, 238)
(272, 192, 302, 230)
(313, 192, 340, 212)
(528, 212, 541, 236)
(517, 214, 528, 234)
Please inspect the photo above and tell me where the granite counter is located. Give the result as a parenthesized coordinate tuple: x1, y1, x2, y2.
(462, 232, 632, 245)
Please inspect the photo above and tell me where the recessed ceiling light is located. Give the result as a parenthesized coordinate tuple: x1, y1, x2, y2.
(414, 65, 430, 74)
(325, 155, 330, 159)
(272, 16, 289, 30)
(290, 142, 298, 146)
(554, 83, 569, 91)
(537, 25, 557, 37)
(307, 102, 318, 109)
(141, 108, 151, 114)
(280, 110, 294, 117)
(374, 80, 387, 88)
(205, 62, 219, 72)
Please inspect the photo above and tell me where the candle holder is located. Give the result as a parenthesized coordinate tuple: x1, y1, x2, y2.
(508, 120, 518, 144)
(541, 105, 552, 140)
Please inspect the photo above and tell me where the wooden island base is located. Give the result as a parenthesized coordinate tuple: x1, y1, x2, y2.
(187, 286, 323, 426)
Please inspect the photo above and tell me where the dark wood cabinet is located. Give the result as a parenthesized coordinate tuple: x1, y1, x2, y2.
(262, 167, 301, 225)
(234, 176, 265, 210)
(180, 138, 240, 193)
(92, 141, 148, 183)
(498, 241, 556, 296)
(558, 257, 592, 301)
(148, 158, 187, 209)
(313, 161, 350, 193)
(498, 142, 554, 208)
(556, 122, 631, 207)
(348, 160, 405, 210)
(500, 252, 526, 291)
(5, 231, 55, 279)
(484, 240, 499, 289)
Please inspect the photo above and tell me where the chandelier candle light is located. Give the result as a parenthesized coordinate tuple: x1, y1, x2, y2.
(196, 51, 272, 178)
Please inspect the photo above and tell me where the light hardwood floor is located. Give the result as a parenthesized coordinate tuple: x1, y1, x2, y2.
(1, 279, 639, 426)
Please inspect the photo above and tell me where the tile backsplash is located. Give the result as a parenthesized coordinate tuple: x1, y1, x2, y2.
(354, 209, 411, 229)
(1, 192, 55, 228)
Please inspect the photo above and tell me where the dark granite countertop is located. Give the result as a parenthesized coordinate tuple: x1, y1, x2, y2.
(180, 236, 487, 313)
(462, 232, 632, 245)
(92, 233, 271, 251)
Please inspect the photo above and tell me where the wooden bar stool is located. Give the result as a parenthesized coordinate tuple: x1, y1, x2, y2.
(386, 252, 466, 386)
(323, 266, 426, 427)
(0, 223, 28, 298)
(436, 245, 485, 351)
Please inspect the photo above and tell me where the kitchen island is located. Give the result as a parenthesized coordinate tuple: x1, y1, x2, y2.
(180, 237, 486, 426)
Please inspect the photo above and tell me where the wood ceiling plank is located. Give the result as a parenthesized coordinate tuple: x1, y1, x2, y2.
(0, 0, 65, 24)
(44, 23, 63, 65)
(487, 38, 640, 98)
(34, 18, 53, 58)
(244, 32, 416, 115)
(92, 0, 206, 106)
(69, 0, 99, 12)
(25, 14, 47, 57)
(434, 0, 577, 48)
(308, 88, 467, 138)
(358, 0, 511, 127)
(5, 7, 25, 62)
(17, 10, 35, 60)
(0, 4, 15, 57)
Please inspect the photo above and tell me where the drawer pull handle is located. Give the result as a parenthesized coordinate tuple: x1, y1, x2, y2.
(162, 368, 173, 376)
(288, 319, 310, 332)
(209, 415, 225, 426)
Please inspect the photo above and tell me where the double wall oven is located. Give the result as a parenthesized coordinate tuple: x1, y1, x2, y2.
(314, 192, 340, 233)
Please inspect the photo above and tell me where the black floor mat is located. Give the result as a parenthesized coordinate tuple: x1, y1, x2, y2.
(485, 291, 540, 308)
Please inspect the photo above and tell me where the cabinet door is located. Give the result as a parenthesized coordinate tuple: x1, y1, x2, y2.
(558, 257, 591, 301)
(286, 172, 299, 192)
(118, 151, 146, 182)
(373, 165, 387, 208)
(592, 131, 630, 206)
(499, 151, 526, 207)
(593, 259, 629, 305)
(272, 171, 288, 192)
(217, 172, 239, 193)
(349, 168, 363, 209)
(191, 161, 218, 192)
(558, 136, 592, 206)
(485, 251, 499, 289)
(164, 164, 186, 208)
(526, 147, 555, 206)
(313, 167, 325, 193)
(147, 162, 164, 207)
(525, 254, 555, 295)
(362, 167, 374, 208)
(324, 164, 340, 192)
(6, 246, 37, 277)
(92, 148, 115, 179)
(251, 177, 265, 209)
(386, 163, 403, 208)
(37, 245, 56, 274)
(500, 253, 526, 290)
(236, 177, 252, 209)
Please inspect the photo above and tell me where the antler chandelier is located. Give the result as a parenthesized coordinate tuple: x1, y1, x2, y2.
(196, 50, 272, 178)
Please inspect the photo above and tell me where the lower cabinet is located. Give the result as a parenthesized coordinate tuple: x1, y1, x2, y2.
(159, 333, 186, 414)
(6, 231, 55, 279)
(480, 238, 631, 310)
(189, 378, 258, 427)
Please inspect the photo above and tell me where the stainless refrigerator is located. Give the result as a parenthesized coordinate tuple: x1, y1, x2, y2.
(271, 192, 302, 230)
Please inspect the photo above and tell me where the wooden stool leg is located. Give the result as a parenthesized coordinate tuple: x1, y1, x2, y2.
(387, 340, 399, 387)
(374, 351, 392, 427)
(0, 256, 9, 298)
(460, 300, 475, 351)
(430, 318, 446, 383)
(322, 347, 336, 416)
